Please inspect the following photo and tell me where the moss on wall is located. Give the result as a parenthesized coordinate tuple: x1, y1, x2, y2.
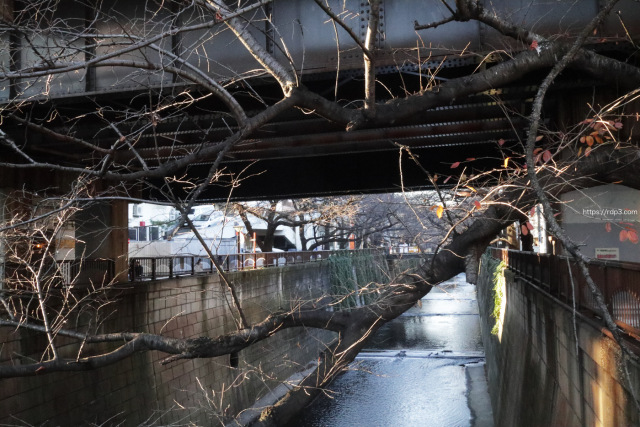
(479, 253, 507, 336)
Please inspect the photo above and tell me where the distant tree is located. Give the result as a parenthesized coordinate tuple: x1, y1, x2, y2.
(293, 196, 400, 251)
(233, 196, 398, 252)
(234, 200, 286, 252)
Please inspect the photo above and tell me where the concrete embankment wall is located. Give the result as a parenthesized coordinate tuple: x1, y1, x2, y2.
(477, 254, 640, 427)
(0, 262, 336, 426)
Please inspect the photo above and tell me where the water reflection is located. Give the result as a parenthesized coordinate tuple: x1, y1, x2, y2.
(293, 356, 479, 427)
(367, 314, 483, 351)
(292, 275, 489, 427)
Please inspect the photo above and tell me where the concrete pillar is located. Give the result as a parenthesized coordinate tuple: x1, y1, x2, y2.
(75, 200, 129, 283)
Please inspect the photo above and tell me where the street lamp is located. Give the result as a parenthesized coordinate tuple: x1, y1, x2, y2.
(233, 222, 244, 254)
(233, 222, 244, 270)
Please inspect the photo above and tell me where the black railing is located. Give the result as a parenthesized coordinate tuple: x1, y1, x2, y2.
(22, 250, 386, 286)
(490, 248, 640, 332)
(128, 249, 382, 282)
(56, 258, 116, 286)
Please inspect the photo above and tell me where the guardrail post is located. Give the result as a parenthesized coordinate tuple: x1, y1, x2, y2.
(550, 256, 558, 297)
(546, 255, 552, 294)
(567, 258, 574, 304)
(151, 258, 156, 280)
(537, 255, 542, 286)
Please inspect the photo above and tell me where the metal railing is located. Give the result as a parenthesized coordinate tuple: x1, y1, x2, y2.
(128, 249, 380, 282)
(56, 259, 116, 286)
(16, 250, 385, 285)
(490, 248, 640, 331)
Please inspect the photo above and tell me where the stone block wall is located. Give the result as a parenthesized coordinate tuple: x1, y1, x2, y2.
(477, 254, 640, 427)
(0, 262, 336, 426)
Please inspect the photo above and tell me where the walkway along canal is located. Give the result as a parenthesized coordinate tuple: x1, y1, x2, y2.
(292, 273, 494, 427)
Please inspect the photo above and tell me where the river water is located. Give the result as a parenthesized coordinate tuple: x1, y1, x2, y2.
(292, 273, 494, 427)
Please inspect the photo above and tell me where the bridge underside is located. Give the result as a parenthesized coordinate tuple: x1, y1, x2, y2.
(0, 0, 637, 201)
(2, 61, 614, 201)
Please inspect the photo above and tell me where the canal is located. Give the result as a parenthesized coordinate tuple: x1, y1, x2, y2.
(292, 273, 494, 427)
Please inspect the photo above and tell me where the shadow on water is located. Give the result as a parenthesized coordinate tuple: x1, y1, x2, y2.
(290, 274, 494, 427)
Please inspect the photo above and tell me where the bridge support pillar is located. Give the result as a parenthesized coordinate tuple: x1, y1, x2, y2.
(75, 200, 128, 283)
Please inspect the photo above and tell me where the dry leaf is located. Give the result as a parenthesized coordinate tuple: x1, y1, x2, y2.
(436, 205, 444, 219)
(535, 153, 542, 164)
(620, 229, 629, 242)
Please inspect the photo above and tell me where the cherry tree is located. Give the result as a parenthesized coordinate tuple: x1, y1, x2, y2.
(0, 0, 639, 424)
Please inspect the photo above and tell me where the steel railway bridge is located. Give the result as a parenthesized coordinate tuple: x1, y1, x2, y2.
(0, 0, 639, 200)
